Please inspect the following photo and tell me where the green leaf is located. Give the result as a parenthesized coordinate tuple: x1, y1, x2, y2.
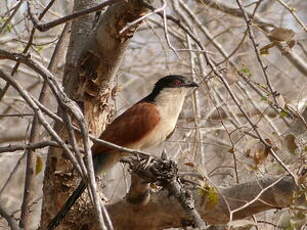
(279, 111, 289, 118)
(35, 155, 43, 175)
(35, 45, 45, 52)
(198, 185, 219, 208)
(6, 23, 12, 32)
(0, 16, 13, 33)
(240, 66, 252, 77)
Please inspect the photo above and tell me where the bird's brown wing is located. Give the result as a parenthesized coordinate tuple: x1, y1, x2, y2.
(92, 102, 160, 155)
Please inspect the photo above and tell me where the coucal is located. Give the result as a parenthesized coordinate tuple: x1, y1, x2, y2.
(48, 75, 198, 229)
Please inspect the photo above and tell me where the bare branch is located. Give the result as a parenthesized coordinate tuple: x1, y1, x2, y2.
(0, 69, 84, 176)
(27, 0, 123, 32)
(198, 0, 307, 76)
(160, 0, 297, 182)
(119, 0, 166, 35)
(106, 175, 301, 228)
(0, 141, 59, 153)
(275, 0, 307, 32)
(20, 24, 70, 228)
(123, 154, 206, 229)
(0, 205, 20, 230)
(0, 0, 23, 34)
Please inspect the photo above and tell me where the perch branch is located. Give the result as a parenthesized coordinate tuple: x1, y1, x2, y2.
(122, 153, 206, 229)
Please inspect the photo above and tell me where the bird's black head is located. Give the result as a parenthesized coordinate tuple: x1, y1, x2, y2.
(154, 75, 199, 89)
(143, 75, 198, 103)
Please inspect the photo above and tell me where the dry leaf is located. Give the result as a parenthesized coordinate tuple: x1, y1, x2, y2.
(268, 27, 295, 42)
(184, 162, 195, 168)
(284, 134, 298, 154)
(261, 28, 296, 55)
(287, 40, 296, 48)
(245, 139, 271, 167)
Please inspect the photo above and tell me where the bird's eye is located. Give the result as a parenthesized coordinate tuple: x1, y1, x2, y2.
(173, 79, 182, 87)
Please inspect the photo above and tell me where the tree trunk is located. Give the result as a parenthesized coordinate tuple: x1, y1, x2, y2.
(40, 1, 153, 229)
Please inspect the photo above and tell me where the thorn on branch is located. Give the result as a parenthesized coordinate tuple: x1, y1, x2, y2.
(161, 150, 168, 160)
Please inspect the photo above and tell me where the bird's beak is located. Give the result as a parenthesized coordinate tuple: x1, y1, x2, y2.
(185, 81, 199, 88)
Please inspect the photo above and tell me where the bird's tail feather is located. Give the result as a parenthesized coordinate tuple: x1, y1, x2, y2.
(47, 181, 87, 230)
(47, 152, 116, 229)
(93, 152, 120, 174)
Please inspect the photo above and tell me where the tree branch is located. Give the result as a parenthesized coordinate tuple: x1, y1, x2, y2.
(19, 21, 70, 230)
(27, 0, 123, 32)
(122, 153, 206, 229)
(199, 0, 307, 76)
(0, 205, 20, 230)
(0, 141, 59, 153)
(106, 175, 302, 229)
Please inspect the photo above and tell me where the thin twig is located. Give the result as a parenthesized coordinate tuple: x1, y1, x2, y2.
(159, 1, 289, 121)
(199, 0, 274, 28)
(235, 0, 279, 107)
(0, 113, 33, 118)
(0, 154, 26, 196)
(154, 3, 297, 182)
(27, 0, 122, 32)
(229, 176, 285, 222)
(275, 0, 307, 32)
(20, 23, 69, 228)
(0, 0, 56, 106)
(199, 0, 307, 76)
(0, 70, 84, 177)
(0, 141, 59, 153)
(75, 113, 111, 230)
(0, 83, 10, 102)
(12, 0, 55, 77)
(0, 205, 20, 230)
(0, 49, 153, 230)
(119, 0, 166, 35)
(62, 113, 88, 178)
(30, 93, 153, 159)
(162, 1, 179, 58)
(0, 0, 23, 34)
(187, 35, 204, 166)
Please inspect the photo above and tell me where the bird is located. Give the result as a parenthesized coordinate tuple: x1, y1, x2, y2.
(47, 75, 198, 229)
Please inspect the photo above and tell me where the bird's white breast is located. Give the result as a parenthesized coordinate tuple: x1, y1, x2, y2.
(136, 88, 188, 149)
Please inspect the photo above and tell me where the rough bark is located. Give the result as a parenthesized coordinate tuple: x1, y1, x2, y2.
(40, 0, 154, 229)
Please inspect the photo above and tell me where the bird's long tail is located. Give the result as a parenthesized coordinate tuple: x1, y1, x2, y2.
(47, 152, 117, 229)
(47, 181, 87, 230)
